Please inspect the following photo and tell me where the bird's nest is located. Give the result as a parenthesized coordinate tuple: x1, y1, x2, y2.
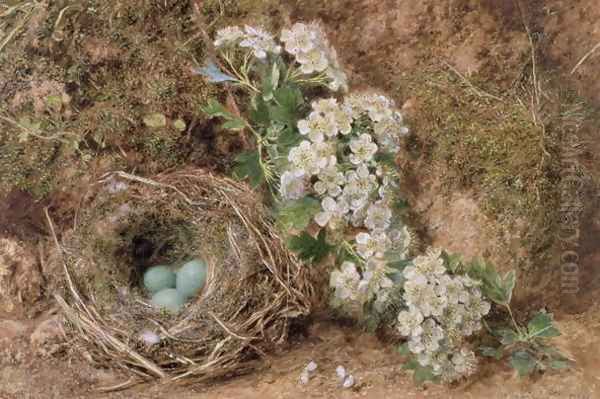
(51, 169, 312, 390)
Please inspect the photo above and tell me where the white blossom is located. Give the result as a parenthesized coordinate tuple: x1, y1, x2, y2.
(345, 164, 378, 195)
(313, 164, 345, 197)
(288, 140, 320, 175)
(280, 170, 306, 200)
(239, 25, 281, 59)
(349, 133, 378, 165)
(341, 182, 370, 212)
(298, 111, 338, 142)
(330, 261, 360, 301)
(315, 196, 349, 227)
(364, 201, 392, 231)
(355, 231, 390, 259)
(214, 26, 244, 47)
(397, 308, 424, 337)
(280, 23, 316, 54)
(296, 49, 329, 74)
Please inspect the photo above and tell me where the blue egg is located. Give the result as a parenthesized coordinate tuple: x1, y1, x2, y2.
(176, 258, 208, 299)
(151, 288, 186, 313)
(143, 265, 176, 294)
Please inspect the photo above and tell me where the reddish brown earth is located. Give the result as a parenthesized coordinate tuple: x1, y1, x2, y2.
(1, 0, 600, 398)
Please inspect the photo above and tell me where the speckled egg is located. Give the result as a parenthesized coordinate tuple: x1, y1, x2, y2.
(143, 265, 176, 294)
(151, 288, 186, 313)
(176, 258, 208, 299)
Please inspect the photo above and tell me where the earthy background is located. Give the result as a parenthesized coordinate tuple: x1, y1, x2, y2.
(1, 0, 599, 397)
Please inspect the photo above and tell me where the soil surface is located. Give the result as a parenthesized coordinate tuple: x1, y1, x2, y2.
(1, 0, 600, 398)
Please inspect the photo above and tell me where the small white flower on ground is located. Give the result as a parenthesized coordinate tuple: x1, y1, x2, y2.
(280, 170, 306, 200)
(336, 365, 346, 381)
(305, 361, 318, 373)
(349, 133, 378, 165)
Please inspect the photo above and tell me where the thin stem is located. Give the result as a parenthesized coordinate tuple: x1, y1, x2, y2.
(221, 52, 259, 93)
(505, 304, 521, 334)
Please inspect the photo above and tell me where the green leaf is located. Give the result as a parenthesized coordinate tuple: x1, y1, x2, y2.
(510, 351, 537, 376)
(413, 365, 438, 385)
(527, 312, 561, 339)
(250, 96, 271, 126)
(441, 251, 464, 274)
(276, 197, 321, 230)
(143, 113, 167, 128)
(397, 343, 411, 356)
(479, 346, 503, 360)
(221, 118, 246, 131)
(467, 261, 515, 306)
(201, 99, 233, 119)
(402, 359, 419, 370)
(268, 85, 303, 127)
(233, 151, 264, 188)
(494, 328, 518, 345)
(549, 360, 569, 370)
(288, 229, 333, 264)
(374, 151, 397, 168)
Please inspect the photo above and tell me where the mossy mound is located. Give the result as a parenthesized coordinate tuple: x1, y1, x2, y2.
(54, 169, 311, 385)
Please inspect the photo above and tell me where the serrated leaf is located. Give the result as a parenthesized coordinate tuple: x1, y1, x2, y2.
(143, 113, 167, 128)
(288, 229, 332, 264)
(510, 351, 537, 376)
(250, 96, 271, 126)
(193, 61, 236, 83)
(479, 346, 503, 360)
(527, 312, 561, 339)
(233, 151, 264, 188)
(221, 118, 246, 131)
(276, 197, 321, 230)
(467, 261, 515, 306)
(441, 251, 463, 273)
(269, 85, 303, 127)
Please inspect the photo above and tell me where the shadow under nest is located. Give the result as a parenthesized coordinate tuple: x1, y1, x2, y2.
(52, 169, 312, 389)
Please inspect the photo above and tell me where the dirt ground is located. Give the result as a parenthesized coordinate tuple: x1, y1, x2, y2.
(1, 0, 600, 398)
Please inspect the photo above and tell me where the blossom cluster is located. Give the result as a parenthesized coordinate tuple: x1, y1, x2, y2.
(214, 25, 281, 59)
(396, 248, 491, 382)
(214, 22, 347, 92)
(278, 93, 411, 310)
(281, 22, 348, 92)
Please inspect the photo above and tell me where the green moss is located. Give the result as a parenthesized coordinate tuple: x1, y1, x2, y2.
(391, 68, 562, 271)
